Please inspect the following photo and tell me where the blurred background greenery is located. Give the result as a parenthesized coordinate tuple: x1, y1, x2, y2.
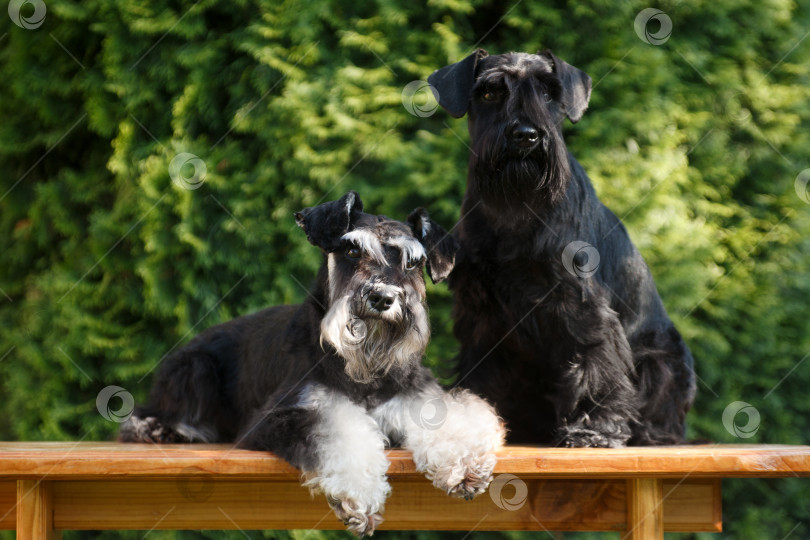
(1, 0, 809, 538)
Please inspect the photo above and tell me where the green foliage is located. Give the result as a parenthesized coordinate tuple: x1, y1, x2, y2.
(1, 0, 809, 538)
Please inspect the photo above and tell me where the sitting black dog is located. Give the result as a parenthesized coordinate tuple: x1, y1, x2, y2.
(428, 49, 696, 447)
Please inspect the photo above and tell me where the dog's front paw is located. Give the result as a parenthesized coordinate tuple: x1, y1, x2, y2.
(119, 416, 183, 443)
(327, 496, 383, 537)
(558, 425, 628, 448)
(431, 453, 497, 500)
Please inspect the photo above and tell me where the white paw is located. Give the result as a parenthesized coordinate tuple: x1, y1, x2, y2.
(430, 452, 497, 500)
(327, 495, 384, 537)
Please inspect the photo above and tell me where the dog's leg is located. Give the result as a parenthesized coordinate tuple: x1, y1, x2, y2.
(551, 286, 639, 448)
(306, 392, 390, 537)
(119, 339, 236, 443)
(629, 327, 696, 444)
(239, 385, 390, 537)
(373, 383, 505, 499)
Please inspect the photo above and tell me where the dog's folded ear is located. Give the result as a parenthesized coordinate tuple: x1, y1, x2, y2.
(538, 50, 592, 124)
(407, 208, 460, 284)
(427, 49, 488, 119)
(295, 191, 364, 251)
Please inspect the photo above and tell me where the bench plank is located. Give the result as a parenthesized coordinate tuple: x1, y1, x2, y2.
(2, 442, 807, 534)
(0, 481, 14, 529)
(1, 443, 808, 478)
(0, 478, 715, 532)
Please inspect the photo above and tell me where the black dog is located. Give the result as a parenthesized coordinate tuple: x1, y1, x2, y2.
(120, 192, 505, 535)
(428, 50, 695, 447)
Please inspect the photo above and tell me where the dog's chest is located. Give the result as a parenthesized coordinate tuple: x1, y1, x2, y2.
(476, 248, 574, 357)
(490, 232, 560, 300)
(328, 364, 433, 411)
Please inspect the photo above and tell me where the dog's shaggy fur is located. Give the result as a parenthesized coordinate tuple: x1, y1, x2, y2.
(429, 50, 696, 447)
(119, 192, 505, 535)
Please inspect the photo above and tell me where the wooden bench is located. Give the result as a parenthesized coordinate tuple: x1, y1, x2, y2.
(2, 443, 809, 539)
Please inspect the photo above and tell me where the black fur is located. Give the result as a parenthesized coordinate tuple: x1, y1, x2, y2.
(119, 192, 452, 467)
(429, 51, 696, 447)
(407, 207, 461, 283)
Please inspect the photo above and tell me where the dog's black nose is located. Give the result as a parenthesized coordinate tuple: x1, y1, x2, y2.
(510, 124, 540, 148)
(368, 291, 395, 312)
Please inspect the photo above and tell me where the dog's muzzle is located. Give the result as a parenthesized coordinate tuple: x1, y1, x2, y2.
(368, 290, 396, 312)
(362, 284, 405, 319)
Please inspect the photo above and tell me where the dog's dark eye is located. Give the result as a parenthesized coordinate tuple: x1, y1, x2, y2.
(405, 257, 425, 271)
(543, 92, 551, 103)
(482, 91, 497, 102)
(345, 246, 362, 259)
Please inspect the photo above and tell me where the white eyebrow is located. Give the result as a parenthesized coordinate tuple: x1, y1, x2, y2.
(387, 236, 426, 269)
(341, 229, 386, 265)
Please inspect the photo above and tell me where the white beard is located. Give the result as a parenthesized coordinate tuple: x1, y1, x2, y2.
(320, 294, 430, 383)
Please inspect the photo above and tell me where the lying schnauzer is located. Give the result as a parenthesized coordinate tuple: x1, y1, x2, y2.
(120, 191, 505, 536)
(428, 50, 695, 447)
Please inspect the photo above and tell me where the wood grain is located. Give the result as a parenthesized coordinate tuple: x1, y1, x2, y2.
(43, 478, 719, 532)
(0, 477, 721, 532)
(1, 441, 794, 533)
(0, 442, 808, 479)
(17, 480, 56, 540)
(627, 478, 663, 539)
(0, 481, 15, 529)
(661, 479, 722, 531)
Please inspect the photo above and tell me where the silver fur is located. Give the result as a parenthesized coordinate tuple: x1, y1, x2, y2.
(320, 293, 429, 383)
(387, 236, 427, 270)
(341, 230, 387, 266)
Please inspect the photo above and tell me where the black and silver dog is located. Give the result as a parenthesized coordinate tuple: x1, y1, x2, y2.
(428, 50, 695, 447)
(120, 191, 505, 535)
